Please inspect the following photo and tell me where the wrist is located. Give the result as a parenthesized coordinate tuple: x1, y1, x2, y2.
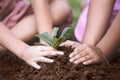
(95, 46, 109, 64)
(11, 40, 29, 59)
(17, 45, 29, 59)
(82, 39, 97, 46)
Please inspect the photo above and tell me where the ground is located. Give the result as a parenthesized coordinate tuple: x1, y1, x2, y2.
(0, 0, 120, 80)
(0, 46, 120, 80)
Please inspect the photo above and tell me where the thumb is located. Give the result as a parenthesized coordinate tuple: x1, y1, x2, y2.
(30, 62, 41, 70)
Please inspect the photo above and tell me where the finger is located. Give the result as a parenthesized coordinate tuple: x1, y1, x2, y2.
(59, 42, 66, 47)
(74, 55, 92, 64)
(60, 40, 74, 47)
(40, 51, 64, 56)
(70, 42, 81, 48)
(69, 51, 88, 62)
(38, 46, 55, 51)
(69, 45, 86, 58)
(71, 43, 80, 48)
(35, 57, 54, 63)
(49, 51, 64, 56)
(30, 62, 41, 70)
(69, 48, 82, 58)
(83, 59, 96, 65)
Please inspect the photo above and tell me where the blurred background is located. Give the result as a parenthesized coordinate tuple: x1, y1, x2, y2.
(68, 0, 82, 40)
(26, 0, 82, 40)
(68, 0, 81, 29)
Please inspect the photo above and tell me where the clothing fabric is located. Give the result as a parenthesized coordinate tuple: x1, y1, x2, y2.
(75, 0, 120, 42)
(0, 0, 30, 29)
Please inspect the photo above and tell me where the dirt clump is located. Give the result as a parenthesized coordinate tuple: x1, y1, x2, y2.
(0, 46, 120, 80)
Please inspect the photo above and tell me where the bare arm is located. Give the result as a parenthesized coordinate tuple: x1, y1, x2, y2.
(0, 22, 63, 69)
(30, 0, 52, 36)
(62, 0, 119, 65)
(97, 12, 120, 57)
(0, 23, 28, 57)
(83, 0, 115, 45)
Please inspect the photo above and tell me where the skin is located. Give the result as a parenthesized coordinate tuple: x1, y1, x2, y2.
(83, 0, 115, 45)
(0, 0, 72, 69)
(31, 0, 72, 42)
(0, 22, 64, 69)
(61, 0, 120, 65)
(73, 12, 120, 65)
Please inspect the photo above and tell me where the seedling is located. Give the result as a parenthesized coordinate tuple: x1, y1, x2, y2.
(35, 27, 72, 48)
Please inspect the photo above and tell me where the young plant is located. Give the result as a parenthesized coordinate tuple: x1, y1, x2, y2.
(35, 27, 72, 48)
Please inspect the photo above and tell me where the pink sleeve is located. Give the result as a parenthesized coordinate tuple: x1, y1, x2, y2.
(74, 0, 120, 43)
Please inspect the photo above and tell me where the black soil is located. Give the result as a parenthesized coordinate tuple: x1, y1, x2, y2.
(0, 46, 120, 80)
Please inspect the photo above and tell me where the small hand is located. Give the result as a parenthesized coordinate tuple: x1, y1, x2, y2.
(60, 40, 81, 48)
(69, 44, 102, 65)
(21, 46, 64, 69)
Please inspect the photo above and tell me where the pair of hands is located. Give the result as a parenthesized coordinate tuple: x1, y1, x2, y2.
(20, 40, 104, 69)
(61, 40, 104, 65)
(20, 46, 64, 69)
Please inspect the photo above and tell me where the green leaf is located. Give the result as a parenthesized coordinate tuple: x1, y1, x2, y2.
(52, 37, 58, 48)
(54, 42, 60, 48)
(35, 27, 72, 48)
(57, 36, 68, 46)
(52, 27, 59, 47)
(59, 27, 71, 39)
(52, 27, 59, 40)
(51, 27, 59, 48)
(35, 32, 52, 46)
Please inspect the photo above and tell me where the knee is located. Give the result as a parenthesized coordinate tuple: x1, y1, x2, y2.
(50, 0, 73, 26)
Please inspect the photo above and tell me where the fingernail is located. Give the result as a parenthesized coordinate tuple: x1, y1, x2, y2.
(36, 66, 41, 70)
(60, 52, 64, 55)
(57, 52, 64, 55)
(83, 62, 86, 65)
(50, 60, 54, 63)
(69, 59, 73, 62)
(69, 54, 72, 58)
(60, 44, 63, 46)
(74, 61, 78, 64)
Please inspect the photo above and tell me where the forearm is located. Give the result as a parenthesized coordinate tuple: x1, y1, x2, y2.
(31, 0, 52, 36)
(96, 12, 120, 57)
(83, 0, 115, 45)
(0, 23, 29, 57)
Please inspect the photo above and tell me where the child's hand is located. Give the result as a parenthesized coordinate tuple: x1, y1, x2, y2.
(60, 40, 81, 48)
(69, 44, 103, 65)
(20, 46, 64, 69)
